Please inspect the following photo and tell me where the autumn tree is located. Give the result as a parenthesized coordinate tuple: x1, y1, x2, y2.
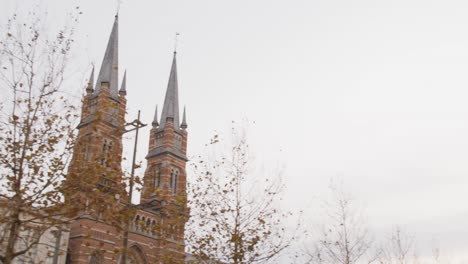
(186, 126, 298, 264)
(305, 183, 376, 264)
(0, 10, 82, 263)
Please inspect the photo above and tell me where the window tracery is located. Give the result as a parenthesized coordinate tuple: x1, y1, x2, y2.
(170, 168, 179, 194)
(152, 166, 161, 191)
(100, 139, 113, 167)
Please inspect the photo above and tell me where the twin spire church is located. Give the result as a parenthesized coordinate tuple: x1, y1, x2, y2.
(67, 15, 188, 263)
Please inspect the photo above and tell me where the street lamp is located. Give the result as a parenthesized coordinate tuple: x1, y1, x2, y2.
(121, 110, 146, 264)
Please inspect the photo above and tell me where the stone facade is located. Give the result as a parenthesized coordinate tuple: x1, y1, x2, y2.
(66, 15, 188, 264)
(0, 206, 70, 264)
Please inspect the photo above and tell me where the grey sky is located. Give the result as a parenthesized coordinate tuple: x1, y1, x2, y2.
(2, 0, 468, 261)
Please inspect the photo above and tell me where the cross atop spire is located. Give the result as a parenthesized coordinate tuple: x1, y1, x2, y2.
(160, 52, 180, 129)
(174, 33, 180, 53)
(94, 14, 119, 97)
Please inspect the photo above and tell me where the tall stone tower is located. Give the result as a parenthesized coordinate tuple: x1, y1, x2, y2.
(68, 14, 126, 194)
(67, 14, 129, 263)
(141, 52, 188, 203)
(66, 15, 188, 263)
(139, 51, 189, 262)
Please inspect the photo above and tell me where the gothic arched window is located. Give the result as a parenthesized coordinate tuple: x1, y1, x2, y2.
(126, 245, 147, 264)
(170, 168, 179, 194)
(152, 166, 161, 191)
(82, 133, 92, 161)
(100, 139, 113, 167)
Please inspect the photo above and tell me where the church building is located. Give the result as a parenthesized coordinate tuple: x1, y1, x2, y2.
(66, 15, 188, 263)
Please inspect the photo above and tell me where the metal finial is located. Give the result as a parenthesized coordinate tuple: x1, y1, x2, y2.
(174, 32, 180, 53)
(116, 0, 122, 15)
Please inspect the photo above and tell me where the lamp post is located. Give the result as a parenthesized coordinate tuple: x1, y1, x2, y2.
(121, 110, 146, 264)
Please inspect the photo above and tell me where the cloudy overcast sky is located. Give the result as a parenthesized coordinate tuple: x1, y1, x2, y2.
(2, 0, 468, 261)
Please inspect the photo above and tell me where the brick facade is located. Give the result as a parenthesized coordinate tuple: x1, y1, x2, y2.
(66, 16, 188, 264)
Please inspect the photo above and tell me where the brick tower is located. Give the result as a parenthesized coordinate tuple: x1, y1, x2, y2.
(140, 51, 189, 262)
(67, 14, 129, 263)
(141, 52, 188, 203)
(67, 15, 126, 195)
(66, 15, 188, 263)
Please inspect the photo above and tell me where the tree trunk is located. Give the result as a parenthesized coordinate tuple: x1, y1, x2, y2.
(3, 210, 21, 264)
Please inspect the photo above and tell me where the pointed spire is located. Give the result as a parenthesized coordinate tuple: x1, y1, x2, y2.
(94, 14, 119, 97)
(160, 52, 180, 129)
(119, 70, 127, 95)
(152, 105, 159, 127)
(181, 106, 187, 129)
(86, 67, 94, 94)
